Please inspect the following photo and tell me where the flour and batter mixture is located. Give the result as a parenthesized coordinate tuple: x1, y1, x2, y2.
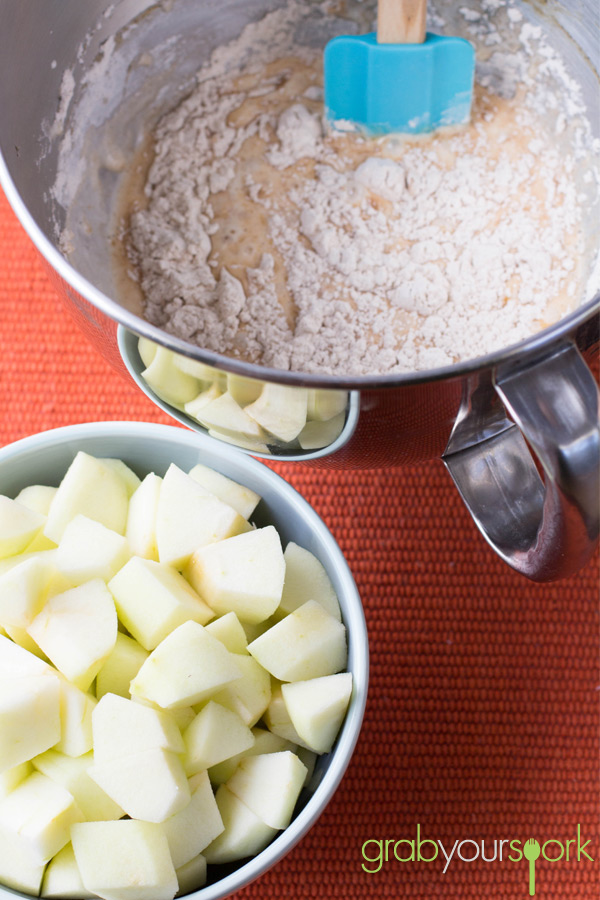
(118, 0, 597, 375)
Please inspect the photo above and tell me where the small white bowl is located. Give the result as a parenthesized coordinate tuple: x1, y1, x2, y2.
(0, 420, 368, 900)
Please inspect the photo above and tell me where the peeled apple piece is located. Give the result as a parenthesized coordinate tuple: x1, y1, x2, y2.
(92, 693, 184, 764)
(88, 747, 190, 824)
(55, 678, 96, 758)
(278, 542, 342, 621)
(44, 452, 129, 543)
(247, 600, 347, 681)
(27, 579, 118, 691)
(0, 496, 45, 559)
(226, 751, 307, 830)
(71, 819, 178, 900)
(187, 463, 261, 520)
(141, 347, 201, 407)
(244, 384, 308, 442)
(0, 771, 84, 865)
(160, 771, 224, 869)
(186, 526, 285, 624)
(99, 459, 141, 498)
(0, 555, 53, 629)
(297, 413, 346, 450)
(14, 485, 57, 517)
(207, 727, 296, 787)
(95, 633, 149, 700)
(0, 674, 61, 772)
(203, 784, 278, 865)
(183, 701, 254, 775)
(55, 515, 131, 585)
(281, 673, 353, 754)
(195, 392, 268, 442)
(156, 464, 250, 569)
(210, 654, 271, 727)
(205, 611, 248, 654)
(130, 620, 242, 709)
(0, 824, 46, 895)
(31, 750, 124, 822)
(0, 762, 31, 802)
(125, 473, 162, 561)
(108, 556, 214, 652)
(41, 842, 95, 899)
(174, 854, 207, 896)
(306, 389, 348, 422)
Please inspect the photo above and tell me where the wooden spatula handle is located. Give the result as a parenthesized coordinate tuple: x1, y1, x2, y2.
(377, 0, 427, 44)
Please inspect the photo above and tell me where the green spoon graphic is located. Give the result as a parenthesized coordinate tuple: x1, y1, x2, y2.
(523, 838, 541, 896)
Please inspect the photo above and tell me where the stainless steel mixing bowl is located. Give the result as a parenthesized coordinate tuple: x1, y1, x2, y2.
(0, 0, 598, 581)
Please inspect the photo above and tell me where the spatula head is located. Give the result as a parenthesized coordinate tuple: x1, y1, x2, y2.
(324, 33, 475, 134)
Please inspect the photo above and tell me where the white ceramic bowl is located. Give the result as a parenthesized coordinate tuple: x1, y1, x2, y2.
(0, 420, 368, 900)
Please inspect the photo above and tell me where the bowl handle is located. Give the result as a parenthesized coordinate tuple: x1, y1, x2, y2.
(443, 343, 599, 581)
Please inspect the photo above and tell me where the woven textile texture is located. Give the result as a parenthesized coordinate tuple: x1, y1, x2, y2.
(0, 185, 598, 899)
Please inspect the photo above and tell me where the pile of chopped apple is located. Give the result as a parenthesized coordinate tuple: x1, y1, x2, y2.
(137, 338, 349, 453)
(0, 453, 354, 900)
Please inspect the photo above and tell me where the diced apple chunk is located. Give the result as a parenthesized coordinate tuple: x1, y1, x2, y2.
(226, 751, 307, 830)
(278, 542, 342, 621)
(141, 347, 201, 406)
(264, 684, 310, 750)
(32, 750, 124, 821)
(0, 674, 61, 772)
(188, 463, 261, 519)
(0, 496, 45, 559)
(281, 673, 353, 754)
(100, 459, 141, 498)
(307, 389, 348, 422)
(183, 702, 254, 775)
(130, 620, 242, 709)
(0, 771, 84, 864)
(205, 612, 248, 654)
(0, 632, 53, 678)
(226, 373, 263, 407)
(27, 579, 118, 691)
(203, 784, 278, 865)
(175, 855, 207, 896)
(108, 557, 213, 651)
(88, 748, 190, 823)
(247, 600, 347, 681)
(55, 515, 130, 584)
(297, 413, 346, 450)
(92, 693, 184, 764)
(208, 728, 296, 787)
(211, 654, 271, 727)
(184, 383, 222, 420)
(44, 452, 129, 543)
(161, 771, 224, 869)
(125, 473, 162, 561)
(245, 384, 308, 442)
(0, 555, 53, 628)
(0, 824, 46, 895)
(55, 678, 96, 758)
(0, 762, 32, 801)
(156, 464, 250, 568)
(138, 337, 158, 368)
(41, 842, 95, 899)
(71, 819, 178, 900)
(195, 392, 267, 442)
(15, 485, 57, 517)
(187, 526, 285, 624)
(96, 633, 149, 700)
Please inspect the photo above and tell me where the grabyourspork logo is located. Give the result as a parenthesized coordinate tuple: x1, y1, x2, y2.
(361, 825, 595, 896)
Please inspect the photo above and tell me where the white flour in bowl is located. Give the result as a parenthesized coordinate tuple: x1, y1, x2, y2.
(118, 0, 599, 375)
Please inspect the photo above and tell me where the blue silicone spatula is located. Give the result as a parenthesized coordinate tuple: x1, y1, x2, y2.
(324, 0, 475, 134)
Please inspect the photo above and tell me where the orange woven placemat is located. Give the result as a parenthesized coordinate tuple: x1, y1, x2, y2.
(0, 186, 598, 899)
